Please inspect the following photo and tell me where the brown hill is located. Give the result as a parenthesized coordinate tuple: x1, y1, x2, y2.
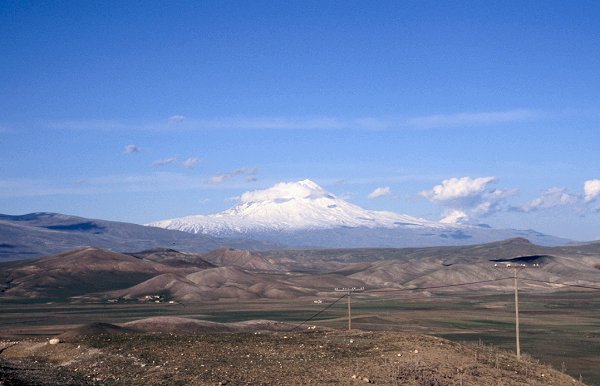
(348, 251, 600, 293)
(112, 266, 318, 301)
(58, 322, 138, 341)
(185, 265, 262, 287)
(184, 266, 313, 300)
(119, 316, 311, 334)
(267, 237, 550, 269)
(123, 316, 237, 333)
(199, 248, 278, 270)
(108, 273, 205, 301)
(283, 273, 366, 291)
(3, 238, 599, 301)
(0, 247, 193, 298)
(0, 329, 584, 386)
(126, 248, 215, 269)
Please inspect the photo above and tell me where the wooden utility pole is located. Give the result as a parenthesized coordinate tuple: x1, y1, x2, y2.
(494, 263, 539, 359)
(334, 287, 364, 330)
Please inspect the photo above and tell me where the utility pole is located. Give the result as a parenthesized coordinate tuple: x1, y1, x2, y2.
(334, 287, 364, 330)
(494, 262, 540, 360)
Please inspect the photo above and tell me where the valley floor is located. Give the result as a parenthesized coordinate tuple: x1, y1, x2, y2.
(0, 291, 598, 385)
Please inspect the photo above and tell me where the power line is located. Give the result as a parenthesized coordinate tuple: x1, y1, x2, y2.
(289, 277, 514, 332)
(287, 276, 600, 333)
(494, 264, 538, 360)
(288, 292, 348, 332)
(288, 278, 513, 332)
(334, 287, 364, 330)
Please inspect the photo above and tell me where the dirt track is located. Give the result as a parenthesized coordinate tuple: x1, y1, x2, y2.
(0, 330, 584, 385)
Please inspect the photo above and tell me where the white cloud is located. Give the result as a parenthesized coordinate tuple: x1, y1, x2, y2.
(368, 186, 391, 199)
(440, 209, 469, 224)
(190, 112, 535, 131)
(168, 115, 186, 125)
(584, 179, 600, 203)
(239, 179, 323, 203)
(183, 157, 201, 169)
(209, 168, 258, 184)
(420, 176, 497, 205)
(519, 187, 578, 212)
(47, 109, 547, 132)
(152, 157, 177, 166)
(474, 188, 518, 216)
(194, 117, 347, 130)
(407, 109, 542, 129)
(124, 144, 140, 154)
(421, 176, 516, 222)
(0, 173, 195, 197)
(0, 171, 264, 198)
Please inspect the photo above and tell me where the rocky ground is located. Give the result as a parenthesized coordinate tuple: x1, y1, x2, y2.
(0, 328, 584, 385)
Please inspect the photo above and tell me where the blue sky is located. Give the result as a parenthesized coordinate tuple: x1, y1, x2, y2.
(1, 1, 600, 240)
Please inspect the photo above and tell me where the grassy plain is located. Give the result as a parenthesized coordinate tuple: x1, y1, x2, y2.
(1, 291, 599, 384)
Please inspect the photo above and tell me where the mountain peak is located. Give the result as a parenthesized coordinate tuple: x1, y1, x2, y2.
(145, 180, 570, 247)
(502, 237, 534, 246)
(148, 180, 435, 235)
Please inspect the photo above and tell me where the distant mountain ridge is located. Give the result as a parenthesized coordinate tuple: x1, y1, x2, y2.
(0, 212, 277, 261)
(148, 179, 571, 248)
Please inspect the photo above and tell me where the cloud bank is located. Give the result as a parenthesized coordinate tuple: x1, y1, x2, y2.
(407, 109, 541, 129)
(519, 187, 578, 212)
(209, 168, 258, 184)
(49, 109, 544, 132)
(421, 176, 516, 223)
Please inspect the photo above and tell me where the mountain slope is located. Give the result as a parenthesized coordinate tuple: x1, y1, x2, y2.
(0, 247, 179, 298)
(126, 248, 216, 269)
(149, 179, 438, 234)
(111, 266, 334, 301)
(148, 180, 570, 247)
(0, 212, 277, 261)
(199, 248, 279, 270)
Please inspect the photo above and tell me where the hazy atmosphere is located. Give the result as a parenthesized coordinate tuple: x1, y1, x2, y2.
(2, 1, 600, 240)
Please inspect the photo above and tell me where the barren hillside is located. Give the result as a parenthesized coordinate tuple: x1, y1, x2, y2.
(0, 324, 584, 385)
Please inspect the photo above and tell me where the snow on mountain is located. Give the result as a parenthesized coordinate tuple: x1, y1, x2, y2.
(148, 179, 445, 236)
(147, 179, 571, 247)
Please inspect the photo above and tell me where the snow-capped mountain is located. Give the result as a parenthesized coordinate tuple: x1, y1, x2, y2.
(148, 179, 442, 235)
(147, 179, 569, 248)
